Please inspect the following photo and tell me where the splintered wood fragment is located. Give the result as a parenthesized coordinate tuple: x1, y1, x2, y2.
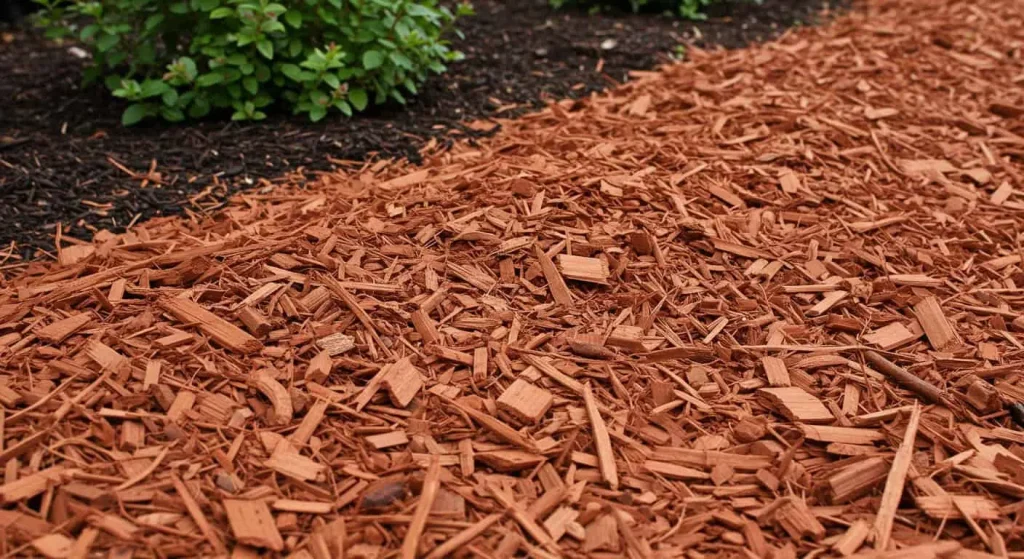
(643, 460, 710, 480)
(758, 387, 833, 423)
(365, 431, 409, 450)
(534, 245, 574, 307)
(964, 379, 1001, 413)
(0, 466, 66, 504)
(430, 346, 474, 365)
(497, 379, 553, 423)
(901, 159, 956, 175)
(381, 357, 422, 408)
(316, 332, 355, 356)
(800, 425, 886, 444)
(761, 356, 791, 387)
(290, 399, 328, 446)
(264, 447, 325, 481)
(779, 171, 801, 194)
(808, 291, 848, 316)
(472, 347, 488, 383)
(424, 513, 503, 559)
(31, 533, 73, 559)
(863, 322, 919, 350)
(411, 309, 441, 345)
(171, 474, 226, 555)
(272, 499, 334, 514)
(447, 263, 497, 292)
(400, 457, 442, 559)
(606, 325, 646, 353)
(252, 370, 293, 425)
(67, 526, 100, 559)
(522, 355, 584, 395)
(159, 297, 262, 354)
(488, 485, 559, 553)
(833, 519, 870, 556)
(775, 498, 825, 541)
(237, 306, 272, 338)
(319, 274, 391, 356)
(914, 495, 1001, 520)
(849, 216, 907, 233)
(557, 254, 609, 285)
(583, 383, 618, 490)
(913, 296, 960, 350)
(828, 457, 889, 503)
(353, 364, 392, 412)
(449, 398, 538, 453)
(85, 340, 131, 377)
(224, 499, 284, 551)
(712, 239, 772, 259)
(476, 449, 545, 472)
(873, 403, 921, 550)
(35, 313, 91, 344)
(496, 236, 534, 255)
(305, 351, 333, 384)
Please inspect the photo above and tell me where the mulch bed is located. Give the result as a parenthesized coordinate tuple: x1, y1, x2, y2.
(0, 0, 844, 254)
(2, 0, 1024, 556)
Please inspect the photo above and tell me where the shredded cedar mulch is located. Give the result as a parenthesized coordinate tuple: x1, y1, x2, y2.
(3, 0, 1024, 557)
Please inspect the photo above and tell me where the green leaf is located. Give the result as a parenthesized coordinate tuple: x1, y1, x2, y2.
(162, 89, 179, 106)
(96, 33, 118, 53)
(196, 72, 225, 87)
(161, 106, 185, 122)
(179, 57, 198, 80)
(140, 80, 170, 98)
(284, 10, 302, 28)
(348, 88, 368, 111)
(243, 76, 258, 95)
(309, 105, 327, 122)
(122, 104, 148, 126)
(362, 50, 384, 70)
(80, 24, 99, 41)
(280, 63, 304, 81)
(256, 39, 274, 60)
(210, 7, 233, 18)
(189, 98, 212, 118)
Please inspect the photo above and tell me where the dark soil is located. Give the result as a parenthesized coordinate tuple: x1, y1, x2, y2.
(0, 0, 847, 254)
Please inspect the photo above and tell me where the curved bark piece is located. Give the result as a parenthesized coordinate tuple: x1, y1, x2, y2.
(252, 370, 293, 425)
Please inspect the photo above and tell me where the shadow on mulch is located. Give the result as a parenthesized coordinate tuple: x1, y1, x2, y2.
(0, 0, 847, 255)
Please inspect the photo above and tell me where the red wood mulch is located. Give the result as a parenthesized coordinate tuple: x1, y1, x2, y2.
(2, 0, 1024, 557)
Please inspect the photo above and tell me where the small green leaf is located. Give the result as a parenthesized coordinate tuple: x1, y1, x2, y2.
(122, 104, 148, 126)
(210, 7, 233, 18)
(284, 9, 302, 27)
(189, 98, 212, 118)
(162, 89, 179, 106)
(309, 105, 327, 122)
(96, 33, 118, 53)
(280, 63, 304, 81)
(243, 76, 258, 95)
(362, 50, 384, 70)
(256, 39, 274, 60)
(196, 72, 225, 87)
(348, 88, 368, 111)
(161, 106, 185, 122)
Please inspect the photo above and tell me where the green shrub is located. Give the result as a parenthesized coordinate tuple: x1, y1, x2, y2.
(549, 0, 719, 19)
(34, 0, 472, 124)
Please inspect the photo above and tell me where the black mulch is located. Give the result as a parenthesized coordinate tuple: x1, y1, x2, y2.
(0, 0, 847, 254)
